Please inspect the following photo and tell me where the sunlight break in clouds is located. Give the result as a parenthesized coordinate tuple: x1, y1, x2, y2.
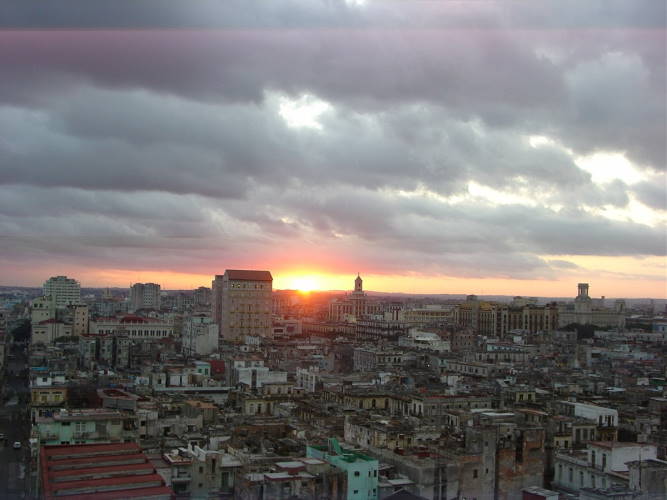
(278, 94, 332, 131)
(575, 152, 648, 186)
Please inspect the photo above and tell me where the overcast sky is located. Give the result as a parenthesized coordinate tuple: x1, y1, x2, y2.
(0, 0, 665, 296)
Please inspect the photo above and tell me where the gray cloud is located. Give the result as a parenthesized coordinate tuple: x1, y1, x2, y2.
(632, 179, 667, 211)
(0, 1, 664, 285)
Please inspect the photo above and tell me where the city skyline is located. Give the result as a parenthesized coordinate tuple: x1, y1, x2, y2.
(0, 1, 665, 298)
(5, 270, 666, 300)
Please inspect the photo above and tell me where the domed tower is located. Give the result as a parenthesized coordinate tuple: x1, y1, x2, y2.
(354, 273, 363, 293)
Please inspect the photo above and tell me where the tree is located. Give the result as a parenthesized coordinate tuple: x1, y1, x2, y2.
(10, 319, 30, 342)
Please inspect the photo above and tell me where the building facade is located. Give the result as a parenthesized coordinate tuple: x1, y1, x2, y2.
(328, 275, 382, 322)
(129, 282, 161, 311)
(182, 313, 218, 356)
(220, 270, 273, 341)
(43, 276, 81, 308)
(91, 315, 173, 340)
(211, 274, 224, 331)
(558, 283, 626, 329)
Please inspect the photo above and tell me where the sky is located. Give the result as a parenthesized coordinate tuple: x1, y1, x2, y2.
(0, 0, 665, 298)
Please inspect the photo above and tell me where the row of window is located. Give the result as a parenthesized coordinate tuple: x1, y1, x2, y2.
(228, 283, 268, 289)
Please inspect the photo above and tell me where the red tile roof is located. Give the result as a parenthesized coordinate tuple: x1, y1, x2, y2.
(119, 315, 150, 323)
(47, 485, 174, 500)
(50, 462, 154, 480)
(41, 443, 173, 500)
(44, 442, 140, 457)
(38, 319, 63, 325)
(226, 269, 273, 281)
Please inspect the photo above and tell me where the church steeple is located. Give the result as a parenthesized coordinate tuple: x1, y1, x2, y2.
(354, 273, 363, 292)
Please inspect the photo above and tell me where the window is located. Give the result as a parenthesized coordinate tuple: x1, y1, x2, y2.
(473, 469, 478, 479)
(354, 471, 360, 477)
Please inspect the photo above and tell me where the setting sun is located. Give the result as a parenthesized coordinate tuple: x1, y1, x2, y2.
(286, 276, 321, 292)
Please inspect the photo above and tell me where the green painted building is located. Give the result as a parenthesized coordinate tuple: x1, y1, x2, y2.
(307, 438, 378, 500)
(34, 408, 137, 445)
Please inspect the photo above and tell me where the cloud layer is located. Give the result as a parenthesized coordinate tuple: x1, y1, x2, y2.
(0, 0, 665, 292)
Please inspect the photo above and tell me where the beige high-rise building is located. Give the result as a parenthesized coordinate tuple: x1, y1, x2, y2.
(43, 276, 81, 308)
(220, 270, 272, 341)
(211, 275, 224, 329)
(129, 282, 161, 311)
(71, 304, 89, 336)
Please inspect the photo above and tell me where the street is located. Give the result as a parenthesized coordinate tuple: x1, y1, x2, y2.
(0, 343, 32, 499)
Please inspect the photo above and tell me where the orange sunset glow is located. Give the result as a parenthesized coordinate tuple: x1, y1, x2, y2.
(14, 263, 662, 299)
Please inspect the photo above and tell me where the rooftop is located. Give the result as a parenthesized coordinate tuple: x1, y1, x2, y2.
(225, 269, 273, 281)
(41, 443, 173, 500)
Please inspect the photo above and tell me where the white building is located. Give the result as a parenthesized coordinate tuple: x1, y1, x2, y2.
(554, 442, 657, 493)
(558, 283, 626, 329)
(220, 270, 273, 341)
(399, 328, 451, 352)
(91, 314, 173, 340)
(229, 358, 287, 389)
(556, 401, 618, 427)
(296, 366, 320, 392)
(129, 282, 161, 311)
(43, 275, 81, 308)
(182, 314, 218, 356)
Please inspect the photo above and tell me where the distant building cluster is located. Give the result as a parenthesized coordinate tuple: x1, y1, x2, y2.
(0, 272, 665, 499)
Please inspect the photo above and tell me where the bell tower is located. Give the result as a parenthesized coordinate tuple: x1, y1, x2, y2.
(354, 273, 363, 293)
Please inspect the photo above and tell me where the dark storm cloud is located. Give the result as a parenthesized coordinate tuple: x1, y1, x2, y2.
(0, 0, 365, 29)
(0, 25, 662, 169)
(1, 0, 663, 30)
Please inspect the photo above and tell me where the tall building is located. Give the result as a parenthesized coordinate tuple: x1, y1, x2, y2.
(220, 270, 272, 341)
(211, 275, 224, 330)
(129, 282, 161, 311)
(328, 274, 382, 322)
(42, 276, 81, 308)
(70, 304, 89, 336)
